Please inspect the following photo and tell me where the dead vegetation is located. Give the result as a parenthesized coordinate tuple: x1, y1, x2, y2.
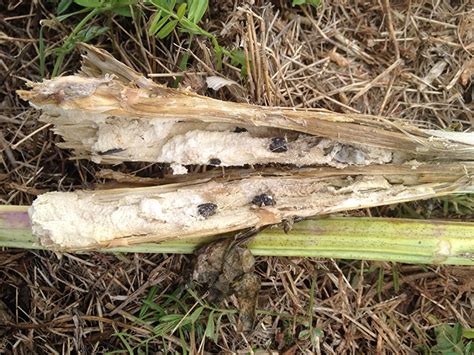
(1, 250, 473, 353)
(0, 0, 473, 353)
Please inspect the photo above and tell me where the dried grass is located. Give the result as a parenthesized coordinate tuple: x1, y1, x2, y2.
(1, 0, 473, 353)
(1, 251, 472, 353)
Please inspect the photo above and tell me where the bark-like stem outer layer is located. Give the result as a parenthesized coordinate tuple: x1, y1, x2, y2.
(1, 206, 472, 265)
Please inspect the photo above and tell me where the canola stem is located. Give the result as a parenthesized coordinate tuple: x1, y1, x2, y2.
(0, 206, 472, 265)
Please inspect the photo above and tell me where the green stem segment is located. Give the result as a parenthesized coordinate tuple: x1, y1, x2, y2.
(52, 7, 101, 77)
(1, 206, 473, 265)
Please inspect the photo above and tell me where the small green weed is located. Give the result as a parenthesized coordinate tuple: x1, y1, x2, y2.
(112, 286, 236, 353)
(440, 194, 474, 218)
(292, 0, 321, 7)
(48, 0, 137, 77)
(44, 0, 246, 79)
(147, 0, 246, 72)
(428, 323, 473, 355)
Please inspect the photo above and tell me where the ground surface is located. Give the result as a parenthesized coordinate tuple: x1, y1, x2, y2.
(0, 0, 473, 353)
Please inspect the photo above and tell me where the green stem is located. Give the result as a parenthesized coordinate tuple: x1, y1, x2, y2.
(173, 34, 194, 87)
(52, 7, 101, 77)
(56, 7, 91, 22)
(39, 26, 45, 79)
(152, 4, 224, 68)
(1, 206, 473, 265)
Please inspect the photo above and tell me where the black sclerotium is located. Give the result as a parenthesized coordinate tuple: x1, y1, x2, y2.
(269, 137, 288, 153)
(234, 126, 248, 133)
(252, 193, 275, 207)
(198, 203, 218, 218)
(208, 158, 221, 166)
(97, 148, 126, 155)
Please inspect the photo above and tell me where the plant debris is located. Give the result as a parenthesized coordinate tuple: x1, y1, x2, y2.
(191, 230, 261, 332)
(0, 300, 13, 338)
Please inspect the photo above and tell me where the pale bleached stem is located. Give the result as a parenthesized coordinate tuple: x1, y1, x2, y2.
(29, 163, 473, 249)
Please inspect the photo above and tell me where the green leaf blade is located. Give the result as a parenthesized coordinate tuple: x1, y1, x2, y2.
(111, 6, 133, 17)
(204, 311, 215, 340)
(74, 0, 103, 8)
(292, 0, 320, 7)
(156, 19, 178, 39)
(148, 11, 163, 36)
(176, 3, 187, 20)
(189, 0, 208, 24)
(58, 0, 74, 14)
(189, 306, 204, 323)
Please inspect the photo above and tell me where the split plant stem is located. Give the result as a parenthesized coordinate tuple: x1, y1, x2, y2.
(1, 206, 472, 265)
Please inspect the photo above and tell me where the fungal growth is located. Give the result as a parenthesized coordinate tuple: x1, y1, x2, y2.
(28, 162, 474, 249)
